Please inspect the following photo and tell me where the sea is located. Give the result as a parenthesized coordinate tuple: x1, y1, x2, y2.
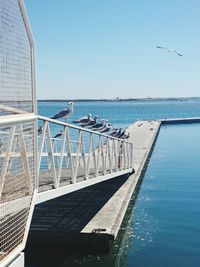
(26, 99, 200, 267)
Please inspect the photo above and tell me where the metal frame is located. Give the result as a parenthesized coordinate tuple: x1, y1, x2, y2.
(0, 0, 37, 266)
(36, 115, 133, 203)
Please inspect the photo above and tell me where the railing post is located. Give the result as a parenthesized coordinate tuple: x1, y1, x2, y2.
(56, 127, 67, 187)
(80, 133, 87, 178)
(66, 127, 75, 183)
(45, 123, 57, 188)
(74, 130, 82, 181)
(92, 135, 98, 177)
(0, 126, 16, 199)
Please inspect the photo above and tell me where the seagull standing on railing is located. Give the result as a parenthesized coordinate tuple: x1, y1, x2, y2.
(73, 113, 92, 124)
(99, 123, 112, 133)
(81, 116, 98, 127)
(115, 128, 123, 138)
(121, 131, 130, 139)
(109, 128, 119, 137)
(84, 116, 99, 128)
(117, 129, 128, 139)
(156, 46, 183, 57)
(51, 102, 74, 121)
(92, 119, 108, 131)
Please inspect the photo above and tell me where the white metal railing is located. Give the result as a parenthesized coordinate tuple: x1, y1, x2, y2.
(37, 115, 133, 191)
(0, 114, 37, 266)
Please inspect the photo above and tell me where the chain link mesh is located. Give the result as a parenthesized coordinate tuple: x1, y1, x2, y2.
(0, 122, 35, 262)
(0, 0, 35, 263)
(0, 0, 34, 115)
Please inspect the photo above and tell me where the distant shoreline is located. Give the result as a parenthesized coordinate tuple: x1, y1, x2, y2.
(38, 97, 200, 102)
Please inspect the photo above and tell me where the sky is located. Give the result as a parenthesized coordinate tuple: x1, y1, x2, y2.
(25, 0, 200, 99)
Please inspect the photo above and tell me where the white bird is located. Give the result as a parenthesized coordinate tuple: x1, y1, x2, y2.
(51, 102, 74, 121)
(156, 46, 183, 57)
(73, 113, 92, 124)
(99, 123, 112, 133)
(81, 116, 99, 128)
(92, 119, 108, 131)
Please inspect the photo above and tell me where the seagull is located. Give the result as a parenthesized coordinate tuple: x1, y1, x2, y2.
(121, 131, 130, 139)
(109, 128, 119, 137)
(99, 123, 112, 133)
(92, 119, 108, 131)
(117, 130, 127, 138)
(156, 46, 183, 57)
(53, 130, 63, 139)
(115, 128, 123, 138)
(82, 116, 99, 128)
(73, 113, 92, 124)
(51, 102, 74, 121)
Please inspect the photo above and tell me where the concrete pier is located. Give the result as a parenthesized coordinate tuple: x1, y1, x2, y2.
(26, 120, 161, 252)
(81, 120, 161, 238)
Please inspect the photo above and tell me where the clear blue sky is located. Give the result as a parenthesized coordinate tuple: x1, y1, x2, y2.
(25, 0, 200, 99)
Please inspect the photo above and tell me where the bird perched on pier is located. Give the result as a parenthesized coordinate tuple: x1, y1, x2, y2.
(73, 113, 92, 124)
(51, 102, 74, 121)
(53, 130, 63, 139)
(156, 46, 183, 57)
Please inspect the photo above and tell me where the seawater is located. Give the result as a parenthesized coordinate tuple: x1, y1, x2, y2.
(27, 100, 200, 267)
(38, 99, 200, 129)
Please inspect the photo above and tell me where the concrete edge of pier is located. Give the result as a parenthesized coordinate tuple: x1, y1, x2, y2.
(81, 120, 161, 241)
(110, 121, 161, 238)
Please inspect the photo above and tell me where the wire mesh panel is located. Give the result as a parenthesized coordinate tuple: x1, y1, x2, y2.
(0, 121, 35, 262)
(0, 0, 34, 115)
(0, 0, 36, 264)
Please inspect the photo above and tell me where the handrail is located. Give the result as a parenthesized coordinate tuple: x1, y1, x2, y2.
(37, 115, 130, 142)
(37, 115, 133, 190)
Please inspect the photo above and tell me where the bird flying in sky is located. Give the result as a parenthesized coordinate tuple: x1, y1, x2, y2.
(156, 46, 183, 57)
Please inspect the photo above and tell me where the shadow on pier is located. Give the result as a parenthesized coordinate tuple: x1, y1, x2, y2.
(26, 174, 130, 251)
(25, 167, 148, 267)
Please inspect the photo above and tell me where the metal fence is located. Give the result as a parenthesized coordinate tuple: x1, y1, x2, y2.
(37, 115, 133, 192)
(0, 0, 36, 265)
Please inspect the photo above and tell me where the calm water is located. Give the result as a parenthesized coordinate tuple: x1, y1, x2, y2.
(27, 100, 200, 267)
(38, 99, 200, 129)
